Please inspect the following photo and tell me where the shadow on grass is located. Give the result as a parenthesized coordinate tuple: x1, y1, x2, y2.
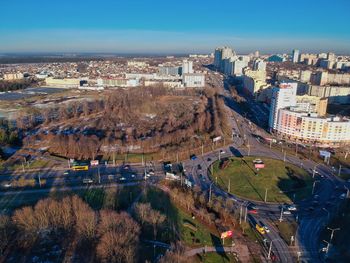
(210, 233, 230, 261)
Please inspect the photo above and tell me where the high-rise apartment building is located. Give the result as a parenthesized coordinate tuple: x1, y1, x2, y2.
(268, 83, 297, 130)
(292, 49, 300, 63)
(182, 60, 193, 74)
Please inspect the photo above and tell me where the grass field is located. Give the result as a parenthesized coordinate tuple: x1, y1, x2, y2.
(211, 156, 313, 203)
(192, 252, 239, 263)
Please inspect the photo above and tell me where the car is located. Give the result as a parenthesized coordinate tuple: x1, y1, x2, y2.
(63, 171, 69, 175)
(197, 164, 202, 170)
(248, 209, 258, 214)
(199, 174, 205, 181)
(340, 193, 347, 199)
(287, 205, 297, 211)
(220, 150, 226, 154)
(119, 177, 126, 181)
(283, 210, 292, 215)
(190, 154, 197, 160)
(2, 183, 12, 188)
(131, 174, 136, 178)
(263, 226, 270, 233)
(207, 157, 212, 162)
(83, 178, 93, 184)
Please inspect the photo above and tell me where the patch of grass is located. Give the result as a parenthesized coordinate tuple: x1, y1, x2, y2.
(211, 157, 312, 203)
(276, 221, 297, 245)
(193, 252, 239, 263)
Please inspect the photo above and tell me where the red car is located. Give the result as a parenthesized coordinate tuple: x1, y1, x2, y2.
(248, 209, 258, 214)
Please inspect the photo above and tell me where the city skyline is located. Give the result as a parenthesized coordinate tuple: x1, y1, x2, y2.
(1, 0, 350, 54)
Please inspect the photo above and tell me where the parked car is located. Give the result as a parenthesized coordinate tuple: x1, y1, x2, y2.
(283, 210, 292, 215)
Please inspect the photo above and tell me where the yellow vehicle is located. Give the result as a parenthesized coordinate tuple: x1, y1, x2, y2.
(72, 165, 89, 171)
(256, 224, 266, 235)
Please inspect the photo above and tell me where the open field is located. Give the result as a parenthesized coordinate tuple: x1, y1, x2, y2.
(211, 156, 313, 203)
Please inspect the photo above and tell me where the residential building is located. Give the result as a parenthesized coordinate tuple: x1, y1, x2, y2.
(276, 109, 350, 146)
(268, 83, 297, 130)
(3, 73, 24, 81)
(292, 49, 300, 63)
(182, 73, 205, 88)
(45, 77, 81, 88)
(158, 65, 181, 76)
(182, 60, 193, 74)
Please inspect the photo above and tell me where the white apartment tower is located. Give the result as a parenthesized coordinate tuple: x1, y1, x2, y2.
(292, 49, 300, 63)
(268, 82, 297, 130)
(182, 60, 193, 74)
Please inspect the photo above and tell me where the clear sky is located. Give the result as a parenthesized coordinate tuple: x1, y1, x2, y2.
(0, 0, 349, 54)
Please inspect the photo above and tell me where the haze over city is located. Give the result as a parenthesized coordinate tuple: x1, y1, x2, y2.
(1, 0, 350, 54)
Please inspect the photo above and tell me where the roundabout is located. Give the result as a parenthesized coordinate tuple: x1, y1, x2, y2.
(209, 156, 313, 203)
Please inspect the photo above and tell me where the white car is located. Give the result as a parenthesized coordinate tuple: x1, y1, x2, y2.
(119, 177, 126, 181)
(288, 205, 297, 211)
(283, 210, 292, 215)
(2, 183, 12, 188)
(263, 226, 270, 233)
(83, 178, 93, 184)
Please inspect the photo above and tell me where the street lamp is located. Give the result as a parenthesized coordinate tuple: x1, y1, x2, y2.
(209, 182, 214, 203)
(267, 239, 280, 260)
(312, 164, 321, 179)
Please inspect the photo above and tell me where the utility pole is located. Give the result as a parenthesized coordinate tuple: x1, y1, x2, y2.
(38, 174, 42, 188)
(68, 159, 71, 169)
(267, 240, 273, 260)
(338, 165, 342, 177)
(283, 151, 286, 162)
(201, 144, 204, 156)
(279, 207, 284, 222)
(244, 207, 247, 222)
(239, 205, 242, 224)
(209, 183, 213, 203)
(269, 140, 272, 149)
(264, 188, 268, 203)
(176, 152, 179, 163)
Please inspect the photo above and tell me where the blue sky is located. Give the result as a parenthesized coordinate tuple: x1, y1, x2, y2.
(0, 0, 349, 54)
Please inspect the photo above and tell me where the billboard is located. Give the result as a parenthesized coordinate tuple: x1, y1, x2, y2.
(319, 150, 331, 158)
(221, 230, 233, 239)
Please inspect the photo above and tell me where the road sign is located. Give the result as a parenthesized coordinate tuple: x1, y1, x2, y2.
(319, 150, 331, 158)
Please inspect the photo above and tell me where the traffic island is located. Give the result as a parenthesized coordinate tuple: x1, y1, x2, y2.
(210, 156, 313, 203)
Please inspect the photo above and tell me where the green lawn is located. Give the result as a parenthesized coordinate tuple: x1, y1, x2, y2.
(211, 157, 313, 203)
(193, 252, 239, 263)
(276, 221, 297, 245)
